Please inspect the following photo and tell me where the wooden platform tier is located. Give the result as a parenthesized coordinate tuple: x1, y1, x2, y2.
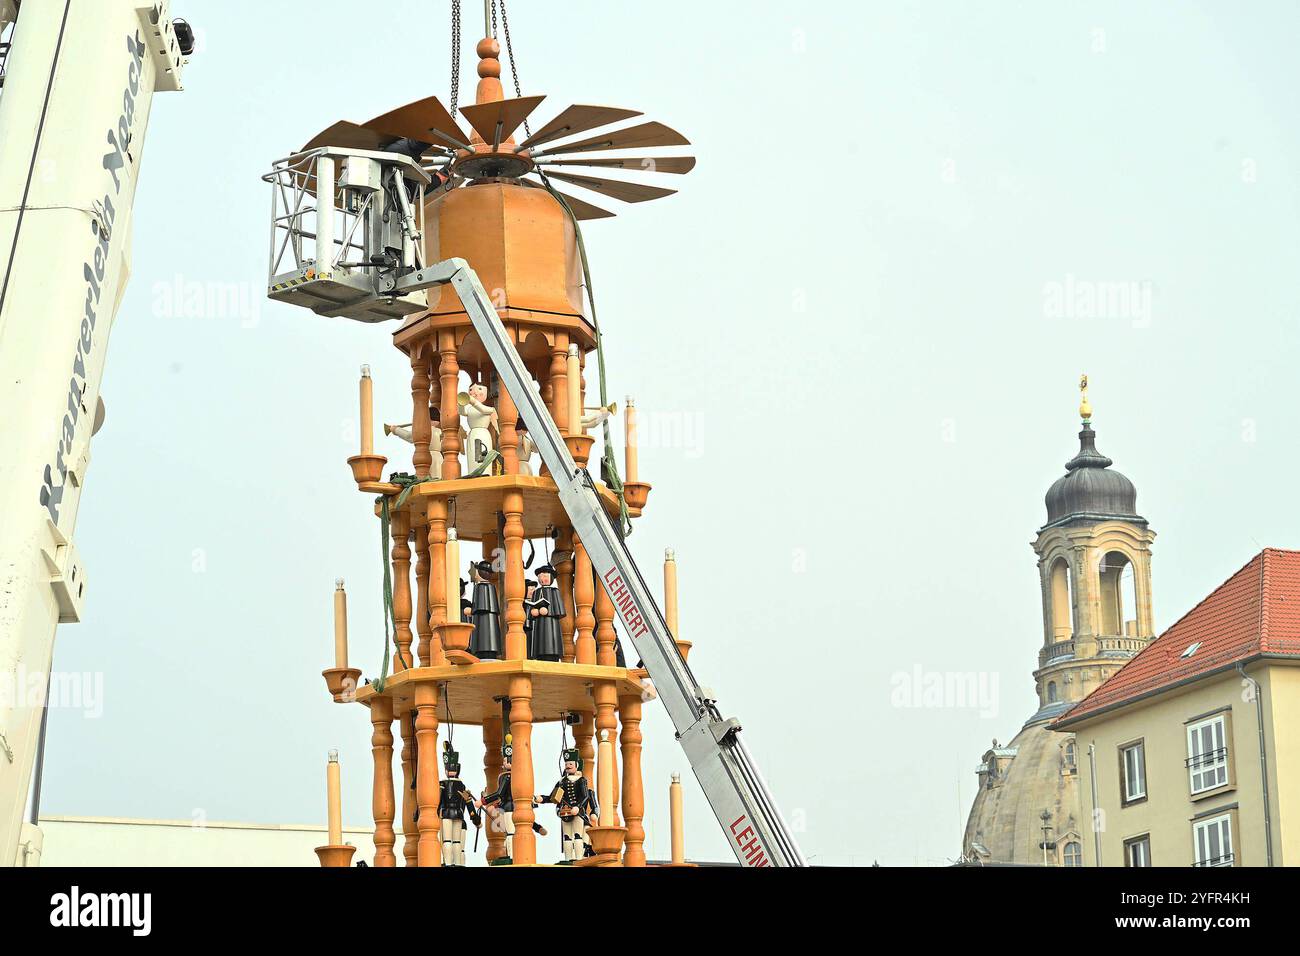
(359, 473, 636, 538)
(393, 309, 599, 375)
(353, 658, 648, 722)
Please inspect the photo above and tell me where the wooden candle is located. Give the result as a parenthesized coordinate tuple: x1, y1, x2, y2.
(566, 344, 581, 436)
(446, 527, 460, 619)
(598, 729, 615, 827)
(333, 578, 348, 669)
(624, 395, 639, 482)
(670, 772, 685, 864)
(664, 548, 679, 637)
(327, 750, 342, 846)
(360, 364, 375, 455)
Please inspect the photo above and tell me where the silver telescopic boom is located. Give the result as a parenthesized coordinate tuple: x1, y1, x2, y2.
(384, 259, 806, 867)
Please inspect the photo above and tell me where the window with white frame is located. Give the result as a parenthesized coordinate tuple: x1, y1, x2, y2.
(1120, 740, 1146, 803)
(1124, 834, 1151, 867)
(1186, 715, 1229, 794)
(1192, 813, 1234, 867)
(1062, 841, 1083, 867)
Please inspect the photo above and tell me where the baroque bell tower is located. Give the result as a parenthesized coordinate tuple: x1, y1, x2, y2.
(1030, 377, 1155, 720)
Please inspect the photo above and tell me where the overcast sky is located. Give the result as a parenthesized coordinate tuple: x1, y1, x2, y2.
(38, 0, 1300, 865)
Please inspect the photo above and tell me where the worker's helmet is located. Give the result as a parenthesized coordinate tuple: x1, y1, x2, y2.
(562, 747, 583, 771)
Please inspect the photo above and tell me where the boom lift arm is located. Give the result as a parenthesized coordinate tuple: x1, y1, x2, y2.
(401, 260, 807, 867)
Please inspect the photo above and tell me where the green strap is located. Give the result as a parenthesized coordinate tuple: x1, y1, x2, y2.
(536, 172, 632, 537)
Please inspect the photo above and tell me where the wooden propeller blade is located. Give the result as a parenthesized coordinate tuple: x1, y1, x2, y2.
(363, 95, 471, 150)
(522, 177, 616, 220)
(538, 155, 696, 175)
(531, 121, 691, 158)
(459, 95, 547, 147)
(301, 120, 398, 153)
(544, 170, 677, 203)
(516, 104, 643, 151)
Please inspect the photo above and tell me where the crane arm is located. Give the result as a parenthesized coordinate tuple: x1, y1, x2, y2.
(0, 0, 189, 867)
(387, 259, 807, 867)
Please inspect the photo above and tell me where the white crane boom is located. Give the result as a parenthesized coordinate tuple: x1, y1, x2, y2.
(0, 0, 189, 867)
(421, 260, 807, 867)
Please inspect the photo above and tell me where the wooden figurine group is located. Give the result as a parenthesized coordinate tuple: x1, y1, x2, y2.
(460, 559, 567, 663)
(432, 733, 600, 866)
(386, 379, 623, 479)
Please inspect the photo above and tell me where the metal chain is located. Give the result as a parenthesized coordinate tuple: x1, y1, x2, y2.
(450, 0, 462, 116)
(495, 0, 530, 136)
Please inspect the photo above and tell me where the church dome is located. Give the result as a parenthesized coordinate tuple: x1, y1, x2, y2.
(962, 722, 1082, 865)
(1043, 424, 1143, 528)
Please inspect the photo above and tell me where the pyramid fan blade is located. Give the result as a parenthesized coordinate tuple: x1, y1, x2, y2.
(544, 170, 677, 203)
(538, 155, 696, 175)
(516, 105, 644, 151)
(552, 189, 617, 220)
(459, 95, 547, 147)
(364, 95, 471, 150)
(522, 178, 616, 220)
(301, 120, 398, 153)
(531, 121, 691, 158)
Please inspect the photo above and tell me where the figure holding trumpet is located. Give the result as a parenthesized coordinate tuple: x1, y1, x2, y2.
(384, 405, 464, 480)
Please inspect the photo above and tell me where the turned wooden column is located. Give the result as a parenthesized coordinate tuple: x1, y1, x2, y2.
(370, 695, 397, 867)
(414, 682, 442, 866)
(556, 527, 576, 662)
(392, 510, 414, 670)
(438, 330, 462, 480)
(549, 332, 570, 436)
(411, 345, 433, 479)
(595, 574, 617, 667)
(415, 527, 433, 666)
(508, 677, 536, 865)
(498, 366, 519, 476)
(502, 490, 527, 661)
(400, 709, 417, 866)
(426, 499, 449, 664)
(594, 681, 620, 825)
(594, 582, 620, 813)
(482, 715, 505, 863)
(619, 695, 646, 866)
(574, 534, 596, 665)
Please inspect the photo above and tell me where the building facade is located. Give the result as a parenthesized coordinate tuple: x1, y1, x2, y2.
(1053, 548, 1300, 867)
(962, 388, 1155, 864)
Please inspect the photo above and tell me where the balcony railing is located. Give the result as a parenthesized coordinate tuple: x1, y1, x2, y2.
(1098, 636, 1146, 656)
(1192, 852, 1234, 868)
(1039, 639, 1076, 666)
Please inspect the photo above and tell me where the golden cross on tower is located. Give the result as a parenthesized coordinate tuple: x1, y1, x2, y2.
(1078, 374, 1092, 423)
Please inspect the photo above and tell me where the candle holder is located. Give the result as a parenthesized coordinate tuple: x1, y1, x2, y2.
(347, 452, 388, 486)
(674, 640, 693, 663)
(437, 621, 476, 665)
(564, 434, 595, 468)
(586, 824, 628, 857)
(314, 844, 357, 867)
(621, 480, 651, 511)
(322, 666, 363, 703)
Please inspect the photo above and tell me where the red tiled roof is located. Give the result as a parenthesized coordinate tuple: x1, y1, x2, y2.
(1054, 548, 1300, 726)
